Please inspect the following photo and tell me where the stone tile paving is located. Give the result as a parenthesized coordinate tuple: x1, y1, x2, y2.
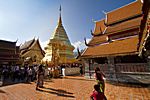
(0, 76, 150, 100)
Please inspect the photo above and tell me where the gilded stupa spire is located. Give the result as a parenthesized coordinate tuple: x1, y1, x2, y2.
(58, 5, 62, 26)
(51, 5, 71, 45)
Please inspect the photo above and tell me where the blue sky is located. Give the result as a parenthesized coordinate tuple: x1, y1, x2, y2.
(0, 0, 135, 50)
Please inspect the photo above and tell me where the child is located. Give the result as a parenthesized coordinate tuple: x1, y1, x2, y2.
(90, 84, 107, 100)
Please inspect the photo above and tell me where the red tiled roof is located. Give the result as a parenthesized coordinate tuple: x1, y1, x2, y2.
(105, 17, 142, 34)
(82, 36, 138, 58)
(93, 19, 106, 35)
(88, 35, 108, 45)
(106, 0, 142, 25)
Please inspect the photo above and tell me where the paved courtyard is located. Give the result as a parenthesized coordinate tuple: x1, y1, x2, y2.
(0, 76, 150, 100)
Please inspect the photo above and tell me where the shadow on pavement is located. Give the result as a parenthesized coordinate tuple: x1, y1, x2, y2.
(43, 87, 73, 94)
(0, 89, 6, 93)
(1, 78, 53, 87)
(36, 87, 74, 98)
(0, 78, 36, 87)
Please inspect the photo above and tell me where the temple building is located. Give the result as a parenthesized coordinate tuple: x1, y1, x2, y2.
(0, 39, 20, 65)
(81, 0, 150, 83)
(20, 38, 44, 65)
(42, 7, 76, 66)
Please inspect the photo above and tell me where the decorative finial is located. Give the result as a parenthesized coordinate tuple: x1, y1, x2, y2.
(76, 47, 81, 59)
(59, 5, 61, 13)
(15, 38, 18, 43)
(91, 29, 94, 36)
(58, 5, 62, 25)
(92, 18, 95, 23)
(77, 48, 81, 55)
(84, 37, 88, 46)
(102, 10, 107, 14)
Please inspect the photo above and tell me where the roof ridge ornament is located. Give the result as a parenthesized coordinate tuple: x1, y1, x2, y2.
(91, 28, 103, 36)
(91, 29, 94, 36)
(84, 37, 89, 46)
(102, 10, 107, 14)
(77, 47, 81, 56)
(15, 38, 18, 43)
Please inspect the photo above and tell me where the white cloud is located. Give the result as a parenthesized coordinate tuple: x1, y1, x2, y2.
(86, 38, 91, 43)
(72, 38, 91, 51)
(40, 40, 49, 50)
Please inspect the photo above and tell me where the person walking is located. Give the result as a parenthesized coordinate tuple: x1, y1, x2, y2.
(79, 64, 83, 76)
(95, 67, 106, 93)
(36, 65, 45, 90)
(27, 66, 33, 82)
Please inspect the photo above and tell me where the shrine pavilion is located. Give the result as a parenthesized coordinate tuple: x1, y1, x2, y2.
(20, 38, 44, 65)
(0, 39, 20, 65)
(81, 0, 150, 83)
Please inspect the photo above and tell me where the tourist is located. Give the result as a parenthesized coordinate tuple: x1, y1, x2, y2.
(20, 67, 25, 81)
(90, 84, 107, 100)
(24, 65, 29, 82)
(79, 64, 83, 76)
(95, 67, 106, 93)
(33, 65, 38, 80)
(15, 65, 20, 81)
(27, 66, 33, 82)
(36, 65, 45, 90)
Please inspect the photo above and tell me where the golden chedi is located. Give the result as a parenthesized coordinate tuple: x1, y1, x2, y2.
(42, 7, 76, 66)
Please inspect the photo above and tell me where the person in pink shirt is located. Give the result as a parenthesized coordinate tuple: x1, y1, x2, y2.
(90, 84, 107, 100)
